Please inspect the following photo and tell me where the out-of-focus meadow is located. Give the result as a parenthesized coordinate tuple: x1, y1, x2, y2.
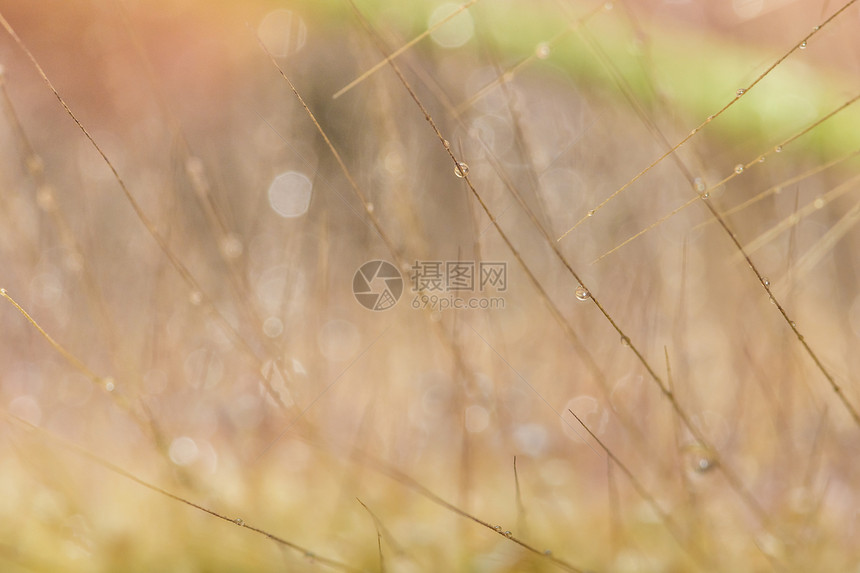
(1, 1, 860, 571)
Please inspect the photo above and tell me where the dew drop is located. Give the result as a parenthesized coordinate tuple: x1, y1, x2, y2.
(493, 525, 502, 532)
(736, 88, 746, 96)
(762, 277, 770, 287)
(758, 533, 784, 558)
(366, 202, 375, 213)
(575, 286, 590, 301)
(0, 288, 6, 295)
(706, 115, 715, 122)
(26, 154, 44, 176)
(104, 378, 116, 392)
(443, 139, 450, 149)
(454, 162, 469, 178)
(263, 316, 284, 338)
(799, 41, 807, 49)
(535, 42, 551, 59)
(702, 192, 710, 200)
(587, 209, 595, 217)
(758, 155, 766, 163)
(185, 156, 204, 175)
(544, 550, 553, 556)
(684, 443, 716, 475)
(428, 3, 474, 48)
(36, 186, 56, 211)
(812, 26, 820, 32)
(774, 145, 783, 153)
(220, 234, 243, 259)
(620, 336, 631, 347)
(504, 530, 513, 538)
(234, 518, 245, 526)
(168, 436, 200, 466)
(258, 10, 308, 57)
(789, 321, 796, 328)
(734, 164, 744, 174)
(268, 171, 312, 218)
(693, 178, 706, 192)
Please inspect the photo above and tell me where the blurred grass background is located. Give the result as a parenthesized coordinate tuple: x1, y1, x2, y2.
(1, 0, 859, 571)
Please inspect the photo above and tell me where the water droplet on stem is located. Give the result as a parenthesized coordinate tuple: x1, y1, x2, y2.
(535, 42, 550, 59)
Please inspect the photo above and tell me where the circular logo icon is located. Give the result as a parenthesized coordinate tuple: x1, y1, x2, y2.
(353, 260, 403, 311)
